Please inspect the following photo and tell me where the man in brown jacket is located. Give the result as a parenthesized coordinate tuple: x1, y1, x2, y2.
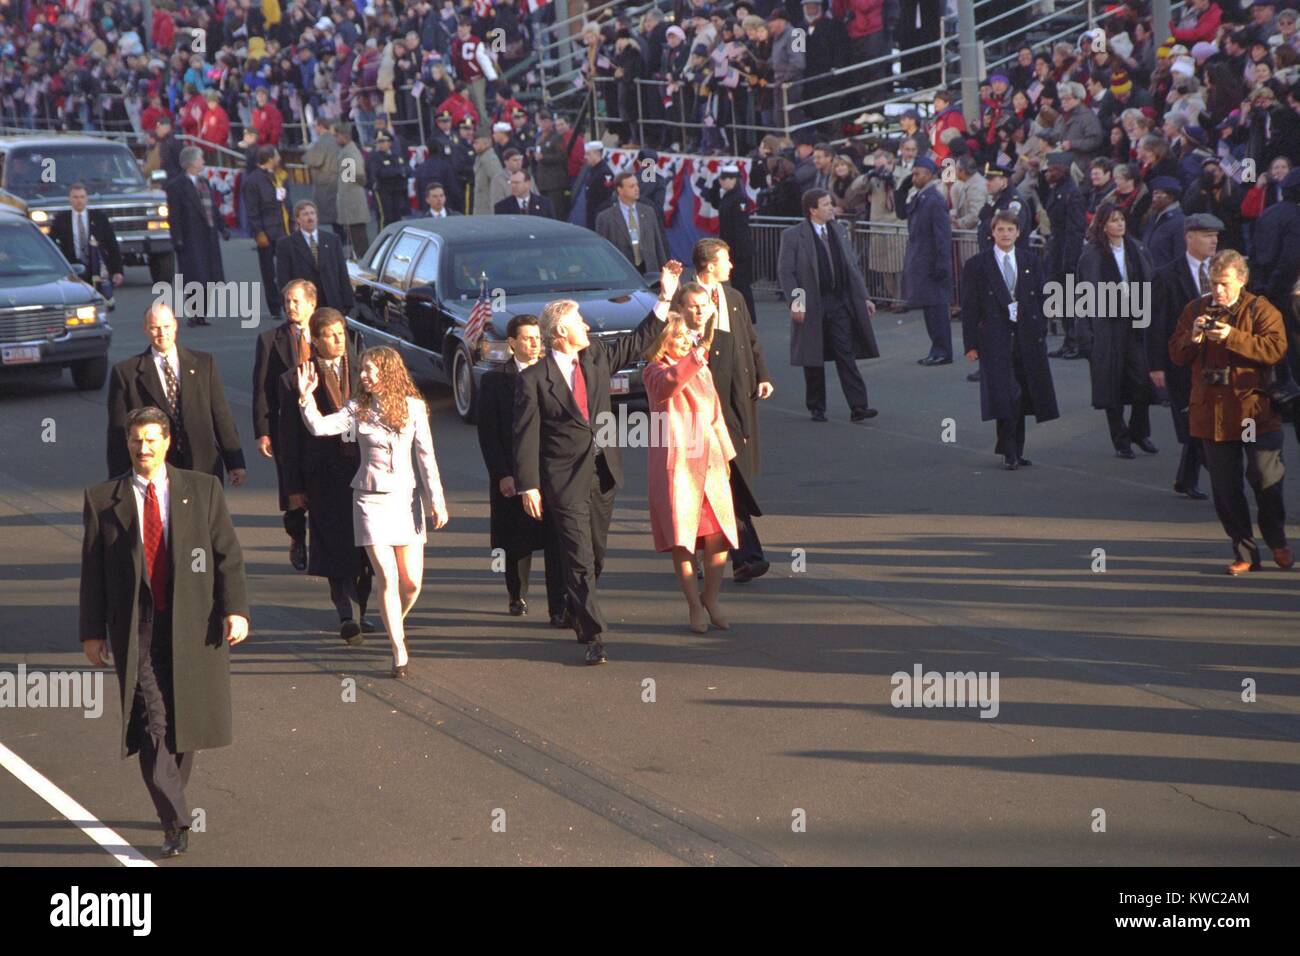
(1169, 250, 1294, 575)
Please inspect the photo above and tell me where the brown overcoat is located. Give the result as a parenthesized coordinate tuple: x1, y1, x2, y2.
(1168, 291, 1289, 442)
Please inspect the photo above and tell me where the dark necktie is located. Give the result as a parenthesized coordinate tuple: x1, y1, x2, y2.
(1198, 261, 1210, 295)
(161, 355, 179, 416)
(819, 226, 837, 289)
(295, 326, 311, 364)
(520, 198, 528, 213)
(571, 361, 589, 422)
(1002, 254, 1016, 294)
(143, 481, 169, 612)
(309, 233, 319, 266)
(75, 212, 87, 261)
(195, 176, 213, 227)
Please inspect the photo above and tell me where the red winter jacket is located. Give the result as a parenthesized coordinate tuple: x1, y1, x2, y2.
(832, 0, 884, 39)
(252, 104, 283, 145)
(1170, 4, 1222, 45)
(151, 10, 176, 50)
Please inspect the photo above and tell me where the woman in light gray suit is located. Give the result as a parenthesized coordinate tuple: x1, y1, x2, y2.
(297, 346, 448, 677)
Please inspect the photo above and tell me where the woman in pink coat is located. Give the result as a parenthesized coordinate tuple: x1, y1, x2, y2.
(643, 313, 739, 634)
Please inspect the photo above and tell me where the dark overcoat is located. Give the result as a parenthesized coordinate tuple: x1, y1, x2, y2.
(106, 346, 245, 481)
(960, 247, 1060, 424)
(79, 466, 249, 757)
(166, 172, 227, 285)
(478, 362, 548, 554)
(705, 284, 771, 484)
(901, 182, 954, 307)
(778, 218, 881, 366)
(1149, 255, 1204, 444)
(277, 351, 369, 578)
(1076, 236, 1156, 409)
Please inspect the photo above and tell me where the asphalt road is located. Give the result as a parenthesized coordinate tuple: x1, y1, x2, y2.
(1, 239, 1298, 866)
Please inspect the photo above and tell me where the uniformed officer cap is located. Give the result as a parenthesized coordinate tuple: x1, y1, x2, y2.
(720, 165, 740, 178)
(1045, 152, 1072, 167)
(375, 132, 393, 143)
(983, 162, 1012, 178)
(436, 110, 453, 121)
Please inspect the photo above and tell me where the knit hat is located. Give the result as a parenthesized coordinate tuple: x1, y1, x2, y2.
(1110, 68, 1132, 95)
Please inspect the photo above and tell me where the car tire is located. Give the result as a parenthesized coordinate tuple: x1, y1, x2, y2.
(148, 251, 175, 284)
(71, 356, 109, 391)
(450, 340, 477, 423)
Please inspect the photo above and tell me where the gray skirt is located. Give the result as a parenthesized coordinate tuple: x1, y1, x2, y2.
(353, 488, 426, 548)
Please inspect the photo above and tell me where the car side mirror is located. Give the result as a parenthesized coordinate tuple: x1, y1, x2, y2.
(71, 262, 87, 277)
(408, 283, 436, 305)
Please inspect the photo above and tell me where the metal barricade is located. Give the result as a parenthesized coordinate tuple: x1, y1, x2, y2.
(750, 217, 1044, 308)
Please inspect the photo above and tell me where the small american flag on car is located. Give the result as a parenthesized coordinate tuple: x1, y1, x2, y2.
(464, 273, 491, 346)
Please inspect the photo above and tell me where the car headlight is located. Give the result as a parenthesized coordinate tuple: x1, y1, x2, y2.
(65, 305, 100, 327)
(30, 209, 49, 223)
(157, 204, 169, 218)
(479, 338, 512, 363)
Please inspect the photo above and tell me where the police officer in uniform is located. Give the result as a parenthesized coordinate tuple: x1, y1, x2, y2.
(429, 109, 457, 159)
(367, 132, 410, 229)
(413, 115, 462, 213)
(977, 163, 1031, 253)
(716, 165, 757, 323)
(451, 118, 478, 214)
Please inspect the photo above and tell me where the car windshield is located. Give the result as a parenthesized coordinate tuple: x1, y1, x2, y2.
(0, 221, 72, 277)
(444, 238, 646, 297)
(3, 145, 147, 198)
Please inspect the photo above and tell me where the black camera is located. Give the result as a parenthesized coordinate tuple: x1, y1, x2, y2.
(1201, 368, 1231, 386)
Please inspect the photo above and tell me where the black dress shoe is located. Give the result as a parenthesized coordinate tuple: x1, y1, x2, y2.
(810, 410, 828, 422)
(733, 558, 770, 584)
(920, 355, 952, 366)
(289, 538, 307, 571)
(161, 827, 189, 858)
(1134, 438, 1159, 454)
(850, 407, 878, 421)
(1017, 458, 1032, 467)
(1174, 482, 1208, 500)
(966, 370, 981, 382)
(584, 641, 607, 665)
(1048, 347, 1066, 358)
(1058, 346, 1080, 360)
(340, 620, 364, 645)
(1003, 456, 1019, 470)
(360, 619, 378, 633)
(549, 611, 572, 629)
(1115, 444, 1136, 459)
(509, 599, 527, 616)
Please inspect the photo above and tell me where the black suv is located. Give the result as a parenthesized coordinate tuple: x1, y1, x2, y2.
(347, 215, 660, 421)
(0, 135, 174, 282)
(0, 208, 113, 390)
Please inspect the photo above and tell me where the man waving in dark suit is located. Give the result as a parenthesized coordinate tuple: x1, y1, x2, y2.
(513, 263, 681, 664)
(107, 302, 246, 485)
(81, 406, 249, 858)
(49, 182, 123, 296)
(275, 200, 355, 314)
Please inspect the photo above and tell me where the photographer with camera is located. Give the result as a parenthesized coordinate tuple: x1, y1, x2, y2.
(1169, 250, 1293, 575)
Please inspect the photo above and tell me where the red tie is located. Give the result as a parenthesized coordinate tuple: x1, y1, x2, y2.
(711, 286, 720, 313)
(571, 361, 589, 422)
(144, 481, 169, 612)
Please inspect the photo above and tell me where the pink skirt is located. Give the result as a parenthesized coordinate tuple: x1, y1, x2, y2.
(695, 494, 722, 544)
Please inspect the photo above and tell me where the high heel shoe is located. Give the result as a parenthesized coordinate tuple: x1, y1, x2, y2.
(391, 660, 409, 678)
(703, 602, 730, 630)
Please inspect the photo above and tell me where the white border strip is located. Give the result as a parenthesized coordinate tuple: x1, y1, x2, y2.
(0, 740, 156, 867)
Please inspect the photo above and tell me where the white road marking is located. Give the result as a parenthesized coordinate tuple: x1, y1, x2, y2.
(0, 740, 156, 867)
